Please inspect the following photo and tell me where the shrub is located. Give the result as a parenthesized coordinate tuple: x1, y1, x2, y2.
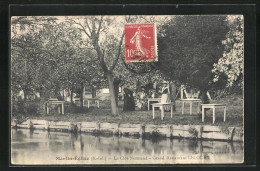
(12, 99, 41, 121)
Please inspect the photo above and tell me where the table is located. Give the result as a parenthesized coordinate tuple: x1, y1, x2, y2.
(201, 104, 226, 124)
(147, 98, 161, 110)
(46, 101, 65, 115)
(152, 103, 175, 120)
(180, 99, 201, 115)
(87, 98, 100, 108)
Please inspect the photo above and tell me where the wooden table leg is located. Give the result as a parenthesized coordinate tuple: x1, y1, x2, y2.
(148, 101, 150, 111)
(182, 101, 184, 115)
(58, 105, 60, 114)
(190, 101, 192, 115)
(163, 106, 165, 119)
(224, 106, 226, 122)
(97, 100, 100, 108)
(213, 107, 215, 124)
(62, 103, 64, 115)
(197, 102, 200, 113)
(161, 105, 164, 120)
(152, 106, 155, 119)
(171, 105, 173, 119)
(202, 106, 205, 122)
(88, 100, 90, 109)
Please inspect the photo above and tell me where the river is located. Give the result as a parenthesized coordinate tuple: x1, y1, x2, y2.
(11, 128, 243, 165)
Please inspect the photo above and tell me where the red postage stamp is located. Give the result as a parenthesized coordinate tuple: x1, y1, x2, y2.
(125, 23, 157, 62)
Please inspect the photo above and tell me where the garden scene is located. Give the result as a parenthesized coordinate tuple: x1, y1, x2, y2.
(11, 15, 244, 127)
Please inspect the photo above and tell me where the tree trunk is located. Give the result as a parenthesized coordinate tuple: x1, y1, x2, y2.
(106, 73, 119, 115)
(56, 91, 62, 101)
(200, 89, 210, 104)
(80, 82, 84, 108)
(39, 97, 47, 115)
(200, 89, 210, 116)
(121, 85, 124, 100)
(155, 82, 159, 93)
(23, 88, 28, 114)
(114, 78, 121, 107)
(136, 80, 141, 92)
(70, 87, 74, 105)
(23, 89, 28, 101)
(153, 81, 157, 90)
(169, 81, 177, 111)
(91, 85, 96, 98)
(180, 85, 185, 100)
(62, 90, 65, 101)
(114, 85, 119, 107)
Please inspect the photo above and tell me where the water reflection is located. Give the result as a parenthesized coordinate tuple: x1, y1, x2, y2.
(11, 129, 243, 165)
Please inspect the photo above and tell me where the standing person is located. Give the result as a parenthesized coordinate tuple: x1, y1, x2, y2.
(123, 88, 135, 111)
(161, 81, 170, 103)
(161, 81, 171, 111)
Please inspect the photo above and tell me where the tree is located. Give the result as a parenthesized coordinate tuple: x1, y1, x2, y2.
(63, 16, 126, 115)
(158, 15, 229, 103)
(212, 15, 244, 90)
(11, 17, 59, 101)
(11, 16, 104, 111)
(63, 15, 175, 114)
(11, 15, 174, 116)
(11, 17, 64, 116)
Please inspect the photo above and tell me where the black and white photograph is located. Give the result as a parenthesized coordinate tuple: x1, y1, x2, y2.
(10, 15, 244, 165)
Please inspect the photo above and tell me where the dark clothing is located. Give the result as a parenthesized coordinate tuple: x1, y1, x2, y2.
(123, 88, 135, 111)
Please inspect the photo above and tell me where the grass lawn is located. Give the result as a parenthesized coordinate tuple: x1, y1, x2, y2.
(30, 94, 243, 127)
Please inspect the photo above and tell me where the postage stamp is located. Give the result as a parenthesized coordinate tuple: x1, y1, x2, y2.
(125, 23, 157, 62)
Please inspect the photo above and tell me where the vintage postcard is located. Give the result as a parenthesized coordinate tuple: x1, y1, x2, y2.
(10, 15, 244, 165)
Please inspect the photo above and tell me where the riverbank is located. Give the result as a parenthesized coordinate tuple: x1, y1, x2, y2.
(12, 119, 243, 142)
(11, 95, 243, 142)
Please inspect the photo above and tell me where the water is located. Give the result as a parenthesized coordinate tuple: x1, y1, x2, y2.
(11, 128, 243, 165)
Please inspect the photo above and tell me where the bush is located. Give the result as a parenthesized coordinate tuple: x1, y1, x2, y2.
(27, 102, 39, 115)
(12, 98, 26, 118)
(12, 99, 41, 121)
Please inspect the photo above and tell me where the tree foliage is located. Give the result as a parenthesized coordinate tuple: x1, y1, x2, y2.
(158, 16, 230, 95)
(212, 16, 244, 88)
(11, 15, 240, 116)
(11, 16, 104, 113)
